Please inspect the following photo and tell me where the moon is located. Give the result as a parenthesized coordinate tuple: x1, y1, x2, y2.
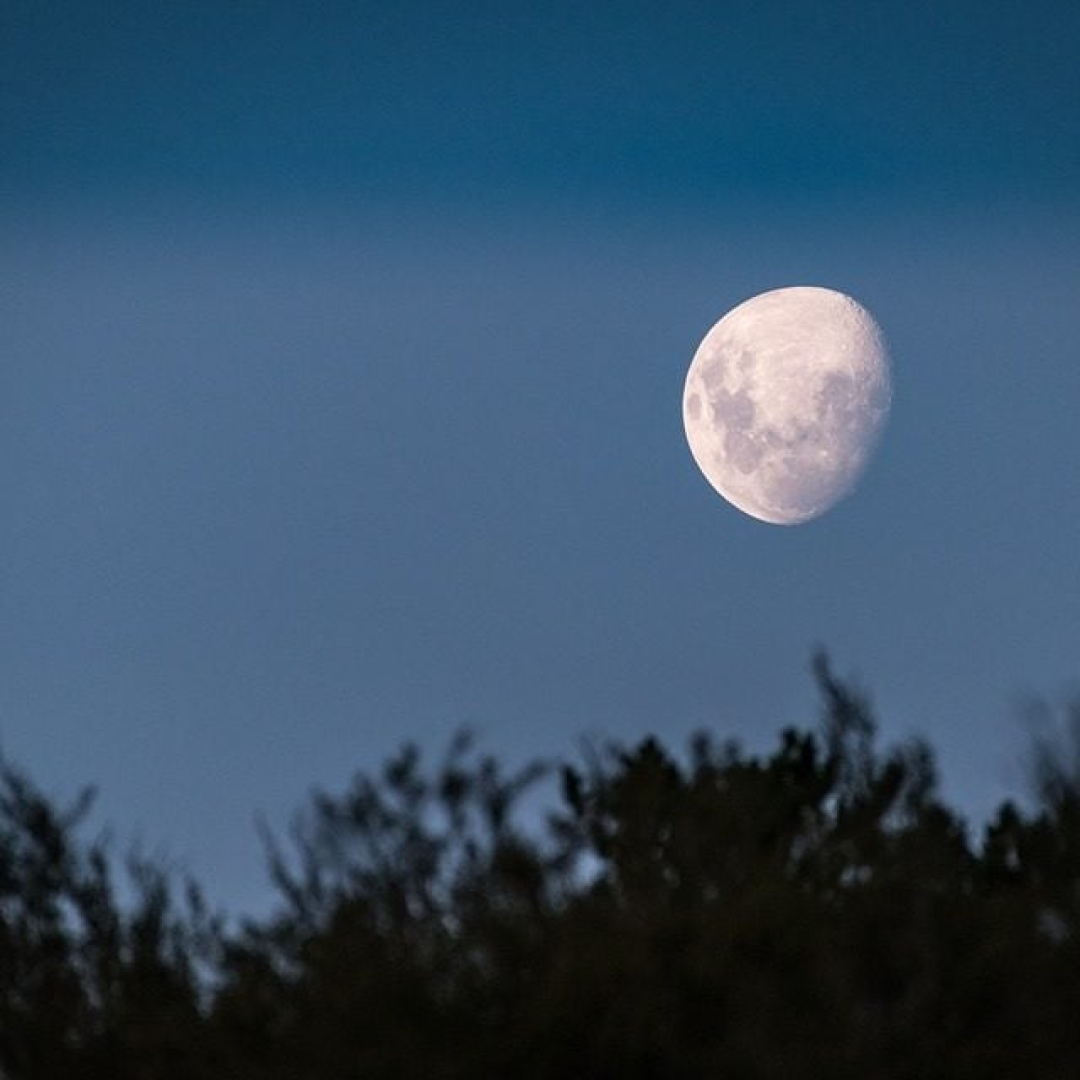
(682, 286, 891, 525)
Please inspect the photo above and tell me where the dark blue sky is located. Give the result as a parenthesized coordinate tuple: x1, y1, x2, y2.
(5, 2, 1079, 205)
(3, 3, 1079, 913)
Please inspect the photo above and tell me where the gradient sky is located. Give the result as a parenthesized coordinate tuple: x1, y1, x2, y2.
(3, 2, 1079, 914)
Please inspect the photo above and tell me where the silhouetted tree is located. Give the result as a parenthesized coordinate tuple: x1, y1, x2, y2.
(4, 657, 1080, 1078)
(0, 759, 213, 1080)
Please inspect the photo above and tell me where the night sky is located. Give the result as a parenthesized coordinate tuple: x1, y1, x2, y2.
(3, 2, 1079, 913)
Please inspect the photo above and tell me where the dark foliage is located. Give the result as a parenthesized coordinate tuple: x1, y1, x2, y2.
(3, 657, 1080, 1078)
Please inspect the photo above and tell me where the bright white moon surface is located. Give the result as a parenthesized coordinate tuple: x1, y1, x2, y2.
(683, 286, 891, 525)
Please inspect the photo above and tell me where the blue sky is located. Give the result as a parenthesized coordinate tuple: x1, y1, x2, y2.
(3, 2, 1079, 913)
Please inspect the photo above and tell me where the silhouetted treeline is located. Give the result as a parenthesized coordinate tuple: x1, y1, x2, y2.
(3, 656, 1080, 1079)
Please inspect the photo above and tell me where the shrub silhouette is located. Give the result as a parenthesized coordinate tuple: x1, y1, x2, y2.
(2, 655, 1080, 1078)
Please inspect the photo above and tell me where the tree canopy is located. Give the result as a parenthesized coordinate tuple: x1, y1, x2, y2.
(2, 656, 1079, 1079)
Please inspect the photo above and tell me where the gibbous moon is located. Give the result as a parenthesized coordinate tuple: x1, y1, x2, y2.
(683, 286, 891, 525)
